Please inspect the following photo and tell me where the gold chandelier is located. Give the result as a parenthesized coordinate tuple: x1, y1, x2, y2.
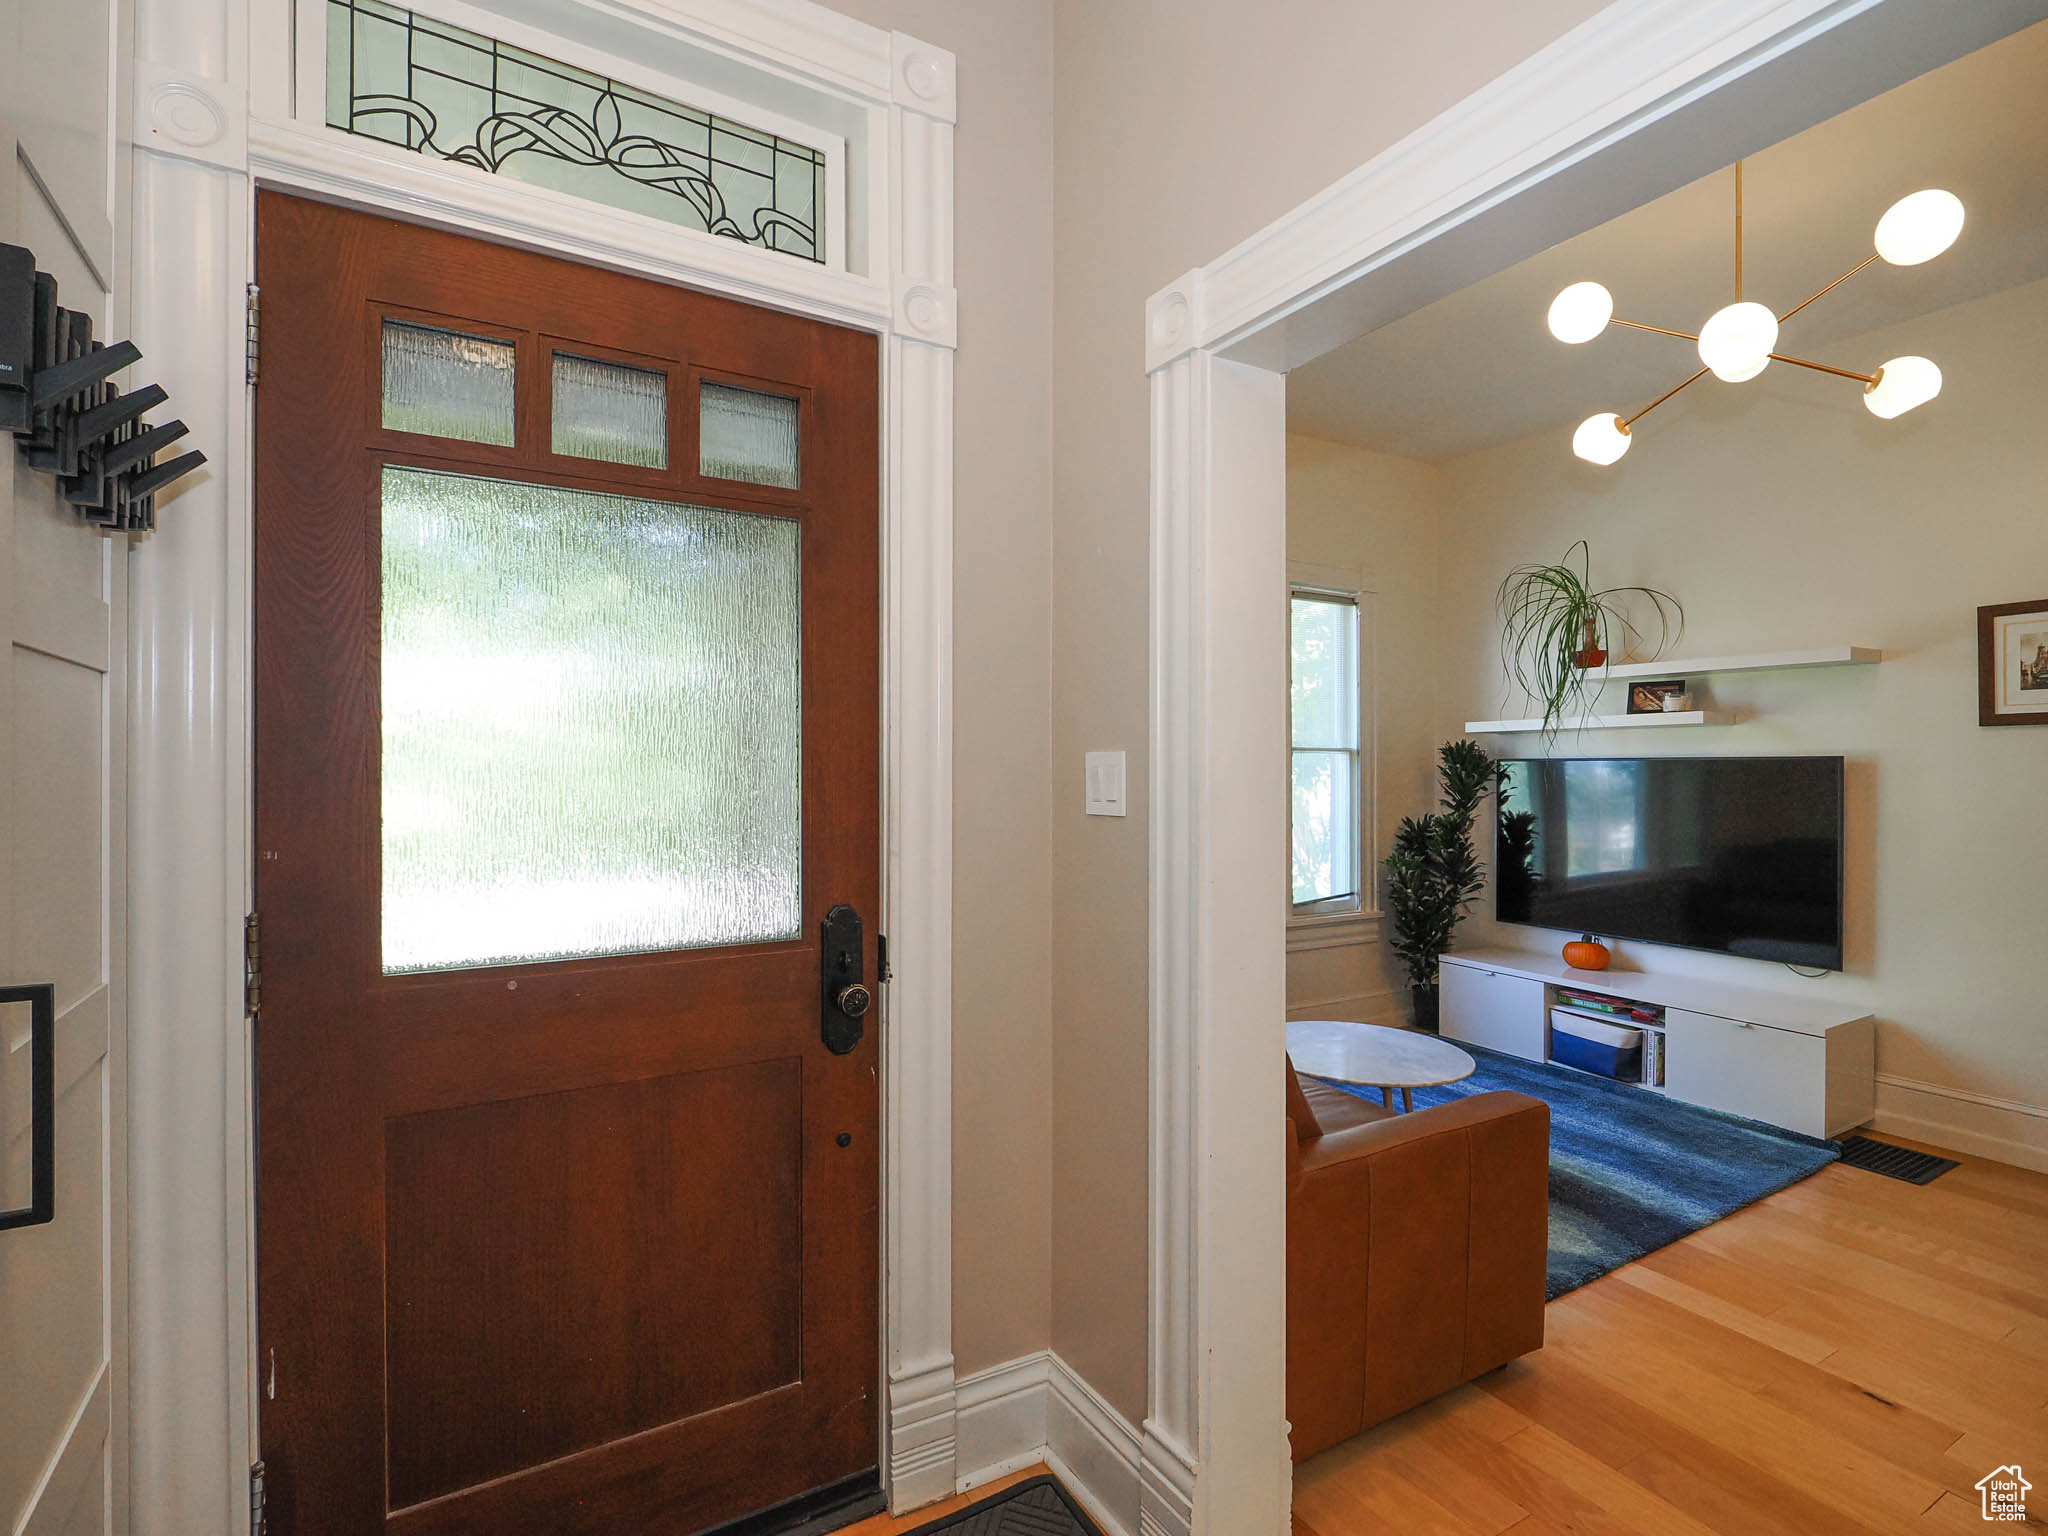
(1548, 162, 1962, 464)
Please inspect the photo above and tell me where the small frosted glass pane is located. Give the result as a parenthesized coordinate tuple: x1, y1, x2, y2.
(552, 353, 668, 468)
(380, 466, 801, 973)
(382, 322, 516, 445)
(700, 382, 800, 488)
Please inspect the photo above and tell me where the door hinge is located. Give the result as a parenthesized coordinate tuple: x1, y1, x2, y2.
(244, 911, 263, 1018)
(249, 1459, 267, 1536)
(876, 933, 892, 985)
(244, 284, 261, 386)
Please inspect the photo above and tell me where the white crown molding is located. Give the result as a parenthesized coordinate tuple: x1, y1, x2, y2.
(600, 0, 897, 101)
(126, 0, 956, 1528)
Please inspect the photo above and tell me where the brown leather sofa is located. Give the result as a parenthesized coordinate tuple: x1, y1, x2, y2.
(1286, 1059, 1550, 1462)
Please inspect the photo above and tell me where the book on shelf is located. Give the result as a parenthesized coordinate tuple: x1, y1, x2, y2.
(1553, 987, 1663, 1025)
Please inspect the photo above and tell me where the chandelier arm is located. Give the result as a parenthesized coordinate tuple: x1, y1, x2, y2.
(1768, 351, 1878, 385)
(1735, 161, 1744, 301)
(1611, 317, 1699, 342)
(1777, 252, 1881, 325)
(1620, 367, 1712, 431)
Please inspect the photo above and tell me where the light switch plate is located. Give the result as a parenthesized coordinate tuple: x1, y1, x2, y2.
(1084, 750, 1126, 817)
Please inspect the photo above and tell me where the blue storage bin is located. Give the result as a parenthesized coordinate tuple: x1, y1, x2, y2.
(1549, 1010, 1643, 1081)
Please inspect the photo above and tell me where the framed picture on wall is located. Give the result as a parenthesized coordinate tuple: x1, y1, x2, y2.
(1979, 599, 2048, 726)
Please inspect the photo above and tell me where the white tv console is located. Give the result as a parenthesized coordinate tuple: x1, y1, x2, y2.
(1439, 948, 1874, 1140)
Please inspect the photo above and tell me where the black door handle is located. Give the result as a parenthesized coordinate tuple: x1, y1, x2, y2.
(821, 904, 867, 1055)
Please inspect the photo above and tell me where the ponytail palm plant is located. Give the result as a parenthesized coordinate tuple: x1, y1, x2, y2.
(1497, 540, 1683, 738)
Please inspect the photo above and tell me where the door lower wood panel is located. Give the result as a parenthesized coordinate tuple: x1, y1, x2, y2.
(383, 1059, 805, 1509)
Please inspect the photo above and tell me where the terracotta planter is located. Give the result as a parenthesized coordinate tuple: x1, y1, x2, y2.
(1572, 616, 1607, 670)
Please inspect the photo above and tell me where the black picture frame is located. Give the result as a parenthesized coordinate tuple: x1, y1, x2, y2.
(1626, 678, 1688, 715)
(0, 982, 55, 1232)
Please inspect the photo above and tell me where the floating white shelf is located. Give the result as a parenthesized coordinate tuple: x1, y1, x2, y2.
(1464, 710, 1731, 734)
(1595, 645, 1882, 680)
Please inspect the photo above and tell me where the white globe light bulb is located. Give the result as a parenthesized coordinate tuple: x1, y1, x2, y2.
(1547, 282, 1614, 344)
(1863, 356, 1942, 419)
(1697, 301, 1779, 383)
(1572, 412, 1631, 466)
(1874, 190, 1964, 266)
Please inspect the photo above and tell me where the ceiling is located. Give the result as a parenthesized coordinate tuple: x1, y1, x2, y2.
(1285, 19, 2048, 464)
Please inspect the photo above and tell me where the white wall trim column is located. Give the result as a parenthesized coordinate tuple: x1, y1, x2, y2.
(880, 40, 961, 1508)
(1140, 1, 2037, 1530)
(125, 0, 957, 1526)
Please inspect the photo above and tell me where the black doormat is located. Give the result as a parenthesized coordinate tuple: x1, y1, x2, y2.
(897, 1475, 1103, 1535)
(1836, 1134, 1958, 1185)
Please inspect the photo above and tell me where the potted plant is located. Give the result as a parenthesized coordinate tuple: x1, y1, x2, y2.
(1496, 540, 1683, 738)
(1384, 741, 1495, 1032)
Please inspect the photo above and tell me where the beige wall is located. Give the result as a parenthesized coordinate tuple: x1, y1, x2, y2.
(813, 0, 1057, 1378)
(1047, 0, 1613, 1420)
(1436, 274, 2048, 1117)
(819, 0, 1635, 1415)
(1284, 435, 1443, 1027)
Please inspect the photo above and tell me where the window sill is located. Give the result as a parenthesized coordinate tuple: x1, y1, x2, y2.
(1286, 910, 1383, 953)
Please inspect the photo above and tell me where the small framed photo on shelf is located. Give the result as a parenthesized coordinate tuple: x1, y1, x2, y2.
(1979, 598, 2048, 727)
(1626, 679, 1689, 714)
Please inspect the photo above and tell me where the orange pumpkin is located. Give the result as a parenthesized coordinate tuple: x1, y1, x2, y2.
(1563, 935, 1611, 971)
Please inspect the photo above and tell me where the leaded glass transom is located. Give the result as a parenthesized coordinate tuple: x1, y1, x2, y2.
(326, 0, 828, 263)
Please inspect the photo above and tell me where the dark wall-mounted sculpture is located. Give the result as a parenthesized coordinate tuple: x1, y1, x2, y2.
(2, 242, 207, 533)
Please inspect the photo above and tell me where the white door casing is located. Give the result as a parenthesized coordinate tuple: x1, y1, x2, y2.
(1, 3, 130, 1535)
(126, 0, 957, 1527)
(1142, 1, 2048, 1532)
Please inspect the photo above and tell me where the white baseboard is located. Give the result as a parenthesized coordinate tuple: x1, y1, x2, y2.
(951, 1351, 1142, 1536)
(1870, 1074, 2048, 1174)
(888, 1359, 960, 1512)
(954, 1353, 1051, 1491)
(1284, 988, 1401, 1026)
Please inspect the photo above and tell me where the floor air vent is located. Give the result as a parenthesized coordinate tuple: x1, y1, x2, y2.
(1836, 1134, 1957, 1185)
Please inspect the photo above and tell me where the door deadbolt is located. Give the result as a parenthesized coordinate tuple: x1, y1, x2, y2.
(821, 904, 868, 1055)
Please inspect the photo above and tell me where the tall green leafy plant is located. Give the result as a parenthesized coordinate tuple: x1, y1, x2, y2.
(1384, 740, 1496, 1029)
(1496, 540, 1683, 738)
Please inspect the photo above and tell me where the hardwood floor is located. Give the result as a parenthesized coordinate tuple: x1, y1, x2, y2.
(1292, 1135, 2048, 1536)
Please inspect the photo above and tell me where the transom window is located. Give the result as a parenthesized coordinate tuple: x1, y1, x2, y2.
(325, 0, 832, 263)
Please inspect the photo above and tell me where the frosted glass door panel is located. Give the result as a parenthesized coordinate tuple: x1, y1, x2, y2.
(380, 467, 801, 973)
(700, 382, 799, 488)
(553, 353, 668, 468)
(382, 321, 517, 444)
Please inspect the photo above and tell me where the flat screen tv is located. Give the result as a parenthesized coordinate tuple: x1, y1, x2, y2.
(1496, 756, 1843, 970)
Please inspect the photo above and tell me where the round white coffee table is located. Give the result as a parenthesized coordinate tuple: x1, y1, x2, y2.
(1286, 1019, 1476, 1113)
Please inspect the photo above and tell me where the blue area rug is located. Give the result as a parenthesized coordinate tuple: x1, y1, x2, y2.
(1332, 1045, 1839, 1299)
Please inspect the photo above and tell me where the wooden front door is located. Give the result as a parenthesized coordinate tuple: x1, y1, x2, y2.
(253, 192, 880, 1536)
